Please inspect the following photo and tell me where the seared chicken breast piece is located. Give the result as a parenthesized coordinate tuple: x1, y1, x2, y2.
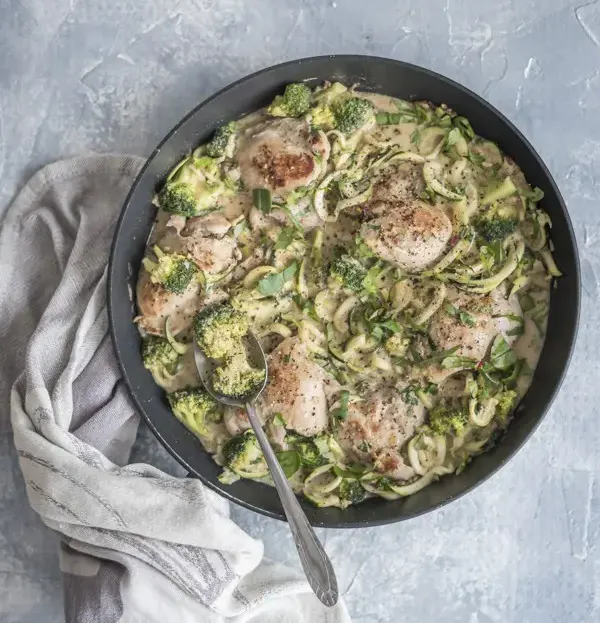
(136, 270, 200, 335)
(336, 387, 426, 481)
(426, 288, 521, 382)
(158, 215, 239, 276)
(259, 337, 337, 437)
(236, 118, 328, 196)
(360, 199, 452, 273)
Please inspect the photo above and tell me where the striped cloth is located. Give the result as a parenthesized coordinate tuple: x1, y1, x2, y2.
(0, 155, 350, 623)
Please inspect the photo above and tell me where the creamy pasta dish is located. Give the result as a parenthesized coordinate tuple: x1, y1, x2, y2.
(136, 81, 560, 508)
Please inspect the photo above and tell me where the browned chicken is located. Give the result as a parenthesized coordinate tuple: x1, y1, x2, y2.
(236, 118, 329, 196)
(360, 199, 452, 272)
(259, 337, 338, 437)
(335, 387, 426, 481)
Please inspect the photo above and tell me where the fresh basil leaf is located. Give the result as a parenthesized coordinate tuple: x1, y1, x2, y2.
(444, 302, 475, 327)
(276, 450, 301, 478)
(496, 313, 525, 337)
(380, 319, 401, 333)
(331, 390, 350, 420)
(333, 464, 367, 479)
(257, 262, 298, 296)
(446, 127, 461, 147)
(490, 335, 517, 370)
(274, 226, 297, 250)
(415, 346, 459, 367)
(371, 325, 383, 341)
(252, 188, 272, 214)
(282, 262, 298, 280)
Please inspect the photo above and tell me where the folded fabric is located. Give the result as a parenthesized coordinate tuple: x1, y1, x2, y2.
(0, 154, 351, 623)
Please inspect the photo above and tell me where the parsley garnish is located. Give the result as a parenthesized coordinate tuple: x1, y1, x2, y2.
(331, 390, 350, 420)
(274, 226, 297, 250)
(444, 302, 476, 327)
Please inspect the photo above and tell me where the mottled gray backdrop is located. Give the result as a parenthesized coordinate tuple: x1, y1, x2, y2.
(1, 1, 599, 621)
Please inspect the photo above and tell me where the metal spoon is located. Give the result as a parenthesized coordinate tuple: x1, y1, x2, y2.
(193, 333, 339, 607)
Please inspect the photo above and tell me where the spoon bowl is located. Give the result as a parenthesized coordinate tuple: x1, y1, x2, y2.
(193, 332, 268, 407)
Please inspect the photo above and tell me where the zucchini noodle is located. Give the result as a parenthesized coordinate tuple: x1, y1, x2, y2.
(137, 82, 560, 510)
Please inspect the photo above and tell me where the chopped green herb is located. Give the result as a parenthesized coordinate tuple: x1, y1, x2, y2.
(415, 346, 459, 367)
(496, 313, 525, 337)
(445, 127, 461, 147)
(440, 355, 478, 370)
(490, 335, 517, 371)
(444, 302, 476, 327)
(257, 261, 298, 296)
(400, 384, 420, 406)
(276, 450, 301, 478)
(467, 149, 485, 166)
(331, 390, 350, 420)
(253, 188, 272, 214)
(410, 127, 422, 145)
(274, 226, 297, 250)
(453, 116, 475, 140)
(333, 464, 367, 479)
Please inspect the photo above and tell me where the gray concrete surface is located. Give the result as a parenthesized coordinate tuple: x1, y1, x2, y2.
(1, 0, 599, 621)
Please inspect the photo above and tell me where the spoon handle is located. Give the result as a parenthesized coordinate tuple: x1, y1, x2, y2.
(245, 403, 339, 607)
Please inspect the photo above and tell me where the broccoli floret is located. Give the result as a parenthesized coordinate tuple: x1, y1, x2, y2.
(333, 97, 374, 135)
(167, 387, 220, 435)
(495, 390, 518, 421)
(141, 336, 179, 384)
(286, 435, 328, 466)
(142, 335, 179, 370)
(158, 181, 197, 217)
(205, 122, 237, 158)
(429, 403, 469, 436)
(142, 246, 199, 294)
(310, 104, 336, 130)
(268, 83, 312, 118)
(223, 430, 268, 478)
(330, 255, 366, 291)
(313, 82, 348, 105)
(384, 333, 409, 357)
(193, 303, 249, 359)
(338, 480, 367, 507)
(158, 157, 236, 216)
(474, 216, 518, 242)
(212, 352, 265, 399)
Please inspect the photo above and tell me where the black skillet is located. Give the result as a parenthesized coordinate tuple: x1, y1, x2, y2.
(108, 55, 580, 528)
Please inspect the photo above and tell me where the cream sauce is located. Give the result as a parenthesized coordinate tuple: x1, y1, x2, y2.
(137, 85, 556, 501)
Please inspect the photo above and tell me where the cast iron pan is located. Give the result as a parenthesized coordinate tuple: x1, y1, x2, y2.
(108, 55, 580, 527)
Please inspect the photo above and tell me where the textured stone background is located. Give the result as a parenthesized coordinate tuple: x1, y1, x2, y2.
(1, 0, 599, 621)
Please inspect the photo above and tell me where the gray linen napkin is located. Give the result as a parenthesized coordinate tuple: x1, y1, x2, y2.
(0, 155, 351, 623)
